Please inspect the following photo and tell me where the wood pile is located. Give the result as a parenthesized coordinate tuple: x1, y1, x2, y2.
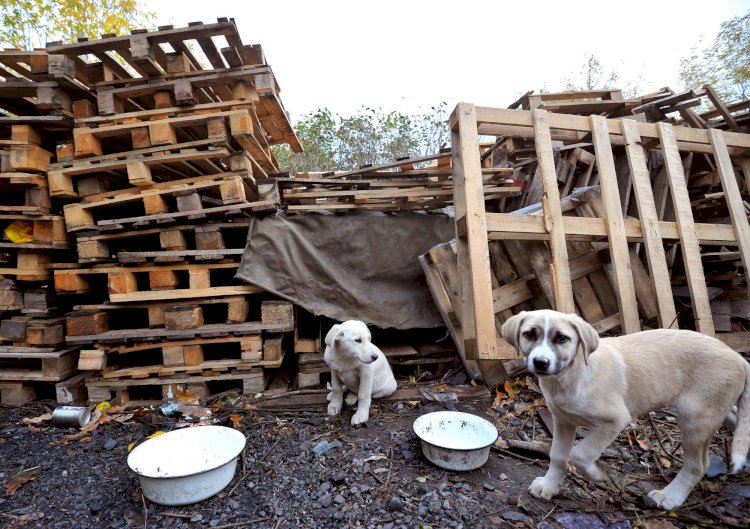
(276, 150, 521, 212)
(0, 19, 311, 404)
(428, 88, 750, 388)
(0, 48, 86, 404)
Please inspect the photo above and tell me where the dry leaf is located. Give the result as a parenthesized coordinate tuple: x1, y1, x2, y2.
(659, 457, 672, 468)
(503, 380, 518, 399)
(636, 438, 651, 451)
(22, 413, 52, 425)
(4, 471, 36, 497)
(230, 414, 243, 428)
(6, 511, 44, 529)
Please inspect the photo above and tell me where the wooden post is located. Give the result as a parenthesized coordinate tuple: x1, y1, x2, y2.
(450, 103, 501, 365)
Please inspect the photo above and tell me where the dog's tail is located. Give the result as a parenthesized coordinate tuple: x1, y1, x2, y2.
(730, 361, 750, 473)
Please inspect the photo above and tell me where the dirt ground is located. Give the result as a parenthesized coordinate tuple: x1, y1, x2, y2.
(1, 379, 749, 529)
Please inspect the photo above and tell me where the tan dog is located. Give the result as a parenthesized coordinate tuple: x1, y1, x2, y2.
(324, 320, 398, 425)
(501, 309, 750, 510)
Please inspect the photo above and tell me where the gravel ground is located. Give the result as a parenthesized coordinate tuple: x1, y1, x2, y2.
(1, 384, 748, 529)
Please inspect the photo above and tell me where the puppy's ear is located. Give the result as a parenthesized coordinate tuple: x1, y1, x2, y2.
(567, 313, 599, 364)
(501, 311, 527, 352)
(325, 324, 343, 347)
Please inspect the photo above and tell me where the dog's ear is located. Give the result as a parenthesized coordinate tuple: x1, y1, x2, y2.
(501, 311, 527, 352)
(325, 324, 343, 347)
(567, 313, 599, 364)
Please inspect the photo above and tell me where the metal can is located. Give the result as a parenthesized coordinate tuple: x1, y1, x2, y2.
(51, 406, 91, 427)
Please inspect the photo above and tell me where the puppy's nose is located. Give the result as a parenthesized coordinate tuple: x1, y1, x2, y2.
(370, 354, 378, 362)
(533, 357, 550, 371)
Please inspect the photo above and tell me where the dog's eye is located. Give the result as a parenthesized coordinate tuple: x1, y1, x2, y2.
(556, 335, 569, 344)
(522, 330, 536, 340)
(354, 338, 362, 343)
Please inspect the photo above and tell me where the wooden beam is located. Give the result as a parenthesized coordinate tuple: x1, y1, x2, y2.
(590, 115, 640, 333)
(451, 103, 501, 364)
(532, 109, 574, 313)
(708, 128, 750, 296)
(621, 119, 678, 329)
(658, 122, 714, 335)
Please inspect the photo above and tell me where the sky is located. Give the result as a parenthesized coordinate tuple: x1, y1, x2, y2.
(150, 0, 749, 122)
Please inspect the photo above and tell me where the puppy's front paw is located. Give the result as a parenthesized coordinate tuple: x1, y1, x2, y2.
(326, 391, 333, 402)
(351, 409, 369, 425)
(345, 393, 358, 406)
(327, 402, 341, 416)
(528, 477, 559, 500)
(646, 489, 683, 510)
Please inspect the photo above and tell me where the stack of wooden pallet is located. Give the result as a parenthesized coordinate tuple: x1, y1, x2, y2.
(0, 48, 94, 404)
(9, 19, 301, 404)
(427, 88, 750, 388)
(276, 150, 522, 212)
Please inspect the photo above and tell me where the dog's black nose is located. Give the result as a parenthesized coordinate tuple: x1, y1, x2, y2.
(533, 357, 550, 371)
(371, 354, 378, 362)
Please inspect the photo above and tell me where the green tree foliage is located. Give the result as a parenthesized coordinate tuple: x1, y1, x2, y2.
(274, 104, 451, 173)
(680, 10, 750, 102)
(558, 53, 643, 98)
(1, 0, 154, 49)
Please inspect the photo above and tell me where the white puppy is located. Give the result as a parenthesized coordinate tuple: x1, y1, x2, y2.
(324, 320, 398, 425)
(501, 309, 750, 510)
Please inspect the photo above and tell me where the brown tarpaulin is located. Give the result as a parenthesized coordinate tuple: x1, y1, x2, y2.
(236, 212, 455, 329)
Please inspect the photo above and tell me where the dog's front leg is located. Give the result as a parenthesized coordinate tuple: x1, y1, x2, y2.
(351, 369, 374, 425)
(529, 420, 576, 500)
(327, 371, 345, 417)
(570, 418, 629, 480)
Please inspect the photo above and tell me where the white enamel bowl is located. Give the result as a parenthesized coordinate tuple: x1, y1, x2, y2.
(413, 411, 498, 471)
(127, 425, 246, 505)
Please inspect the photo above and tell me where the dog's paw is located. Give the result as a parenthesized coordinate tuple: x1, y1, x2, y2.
(327, 402, 341, 416)
(345, 393, 358, 406)
(326, 391, 333, 403)
(528, 477, 559, 500)
(351, 410, 369, 426)
(646, 489, 683, 511)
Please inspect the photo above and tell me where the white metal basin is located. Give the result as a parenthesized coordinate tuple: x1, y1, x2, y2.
(413, 411, 499, 471)
(127, 425, 247, 505)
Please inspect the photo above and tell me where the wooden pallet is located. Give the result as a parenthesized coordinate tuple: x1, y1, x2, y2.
(0, 346, 79, 382)
(48, 141, 239, 199)
(83, 331, 286, 377)
(72, 220, 252, 263)
(449, 104, 750, 378)
(55, 262, 257, 301)
(84, 368, 270, 404)
(63, 294, 259, 333)
(0, 80, 93, 116)
(46, 19, 254, 83)
(65, 320, 293, 346)
(0, 214, 69, 249)
(0, 315, 65, 347)
(62, 172, 268, 232)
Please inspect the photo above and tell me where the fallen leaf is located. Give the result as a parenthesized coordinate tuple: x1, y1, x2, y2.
(127, 442, 136, 452)
(114, 413, 134, 424)
(636, 438, 651, 451)
(254, 392, 264, 398)
(147, 430, 166, 439)
(642, 520, 680, 529)
(659, 457, 672, 468)
(365, 454, 388, 462)
(4, 471, 36, 497)
(22, 413, 52, 425)
(503, 380, 518, 399)
(95, 401, 111, 412)
(174, 389, 198, 403)
(415, 476, 428, 483)
(5, 511, 44, 529)
(230, 414, 243, 428)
